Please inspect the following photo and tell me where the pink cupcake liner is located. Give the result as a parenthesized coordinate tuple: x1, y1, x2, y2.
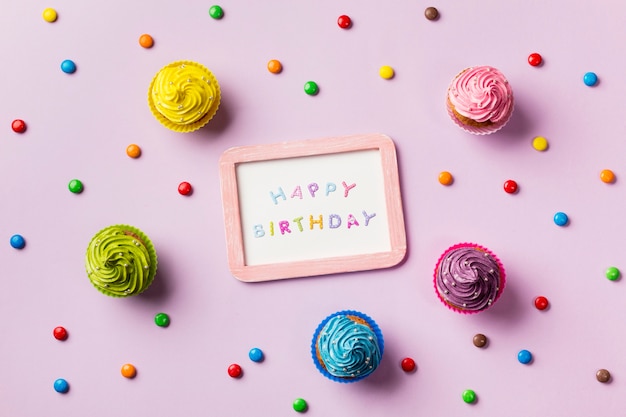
(446, 99, 514, 135)
(433, 242, 506, 314)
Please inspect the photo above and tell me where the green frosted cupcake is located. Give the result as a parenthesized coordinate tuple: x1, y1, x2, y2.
(85, 225, 157, 297)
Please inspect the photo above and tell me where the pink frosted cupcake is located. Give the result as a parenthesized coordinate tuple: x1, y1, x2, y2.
(434, 243, 506, 313)
(446, 66, 514, 135)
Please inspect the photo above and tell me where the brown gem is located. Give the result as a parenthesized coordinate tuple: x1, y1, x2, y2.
(596, 369, 611, 383)
(424, 7, 439, 21)
(473, 333, 488, 348)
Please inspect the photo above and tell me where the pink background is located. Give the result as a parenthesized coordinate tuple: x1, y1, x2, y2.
(1, 1, 625, 415)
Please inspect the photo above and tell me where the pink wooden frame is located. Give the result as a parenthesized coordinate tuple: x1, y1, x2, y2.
(218, 133, 407, 282)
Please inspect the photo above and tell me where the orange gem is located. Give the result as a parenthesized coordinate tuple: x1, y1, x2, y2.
(126, 144, 141, 158)
(121, 363, 137, 378)
(438, 171, 453, 186)
(139, 34, 154, 48)
(600, 169, 616, 183)
(267, 59, 282, 74)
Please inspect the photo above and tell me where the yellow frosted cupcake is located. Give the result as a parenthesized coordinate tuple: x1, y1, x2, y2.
(148, 60, 221, 132)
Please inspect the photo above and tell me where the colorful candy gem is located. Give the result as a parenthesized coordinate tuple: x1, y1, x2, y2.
(228, 363, 242, 378)
(178, 182, 192, 196)
(209, 5, 224, 19)
(596, 369, 611, 383)
(10, 234, 25, 249)
(139, 34, 154, 48)
(600, 169, 615, 183)
(518, 349, 532, 364)
(121, 363, 137, 378)
(438, 171, 453, 186)
(42, 8, 58, 22)
(503, 179, 518, 194)
(61, 59, 76, 74)
(473, 334, 488, 348)
(337, 15, 352, 29)
(267, 59, 282, 74)
(53, 326, 68, 341)
(293, 398, 308, 412)
(126, 144, 141, 158)
(583, 72, 598, 86)
(553, 212, 569, 226)
(154, 312, 170, 327)
(379, 65, 394, 80)
(606, 267, 620, 281)
(462, 389, 476, 403)
(424, 7, 439, 20)
(400, 357, 416, 372)
(304, 81, 319, 95)
(534, 296, 549, 310)
(528, 53, 542, 66)
(248, 348, 264, 362)
(11, 119, 26, 133)
(68, 179, 84, 194)
(54, 378, 69, 393)
(532, 136, 548, 151)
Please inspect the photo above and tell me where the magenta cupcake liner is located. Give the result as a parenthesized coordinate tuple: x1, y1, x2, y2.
(311, 310, 384, 383)
(433, 243, 506, 314)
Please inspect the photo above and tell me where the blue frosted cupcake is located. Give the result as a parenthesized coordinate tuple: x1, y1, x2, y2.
(311, 310, 384, 383)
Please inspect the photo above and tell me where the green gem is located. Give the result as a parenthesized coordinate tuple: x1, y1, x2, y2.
(209, 5, 224, 19)
(154, 312, 170, 327)
(462, 389, 476, 404)
(293, 398, 307, 412)
(304, 81, 319, 96)
(68, 179, 83, 194)
(606, 267, 621, 281)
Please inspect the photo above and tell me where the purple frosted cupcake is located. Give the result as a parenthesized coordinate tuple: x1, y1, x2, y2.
(434, 243, 505, 313)
(311, 310, 384, 383)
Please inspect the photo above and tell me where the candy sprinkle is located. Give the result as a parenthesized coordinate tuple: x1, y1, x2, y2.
(534, 296, 549, 310)
(248, 348, 264, 363)
(126, 144, 141, 158)
(54, 378, 69, 393)
(53, 326, 68, 341)
(68, 179, 84, 194)
(10, 234, 25, 249)
(400, 357, 416, 372)
(462, 389, 476, 404)
(154, 312, 170, 327)
(518, 349, 533, 364)
(178, 182, 192, 196)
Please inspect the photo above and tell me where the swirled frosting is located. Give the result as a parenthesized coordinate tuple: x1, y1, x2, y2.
(317, 315, 381, 379)
(85, 226, 156, 297)
(436, 246, 501, 311)
(448, 66, 513, 124)
(151, 62, 218, 125)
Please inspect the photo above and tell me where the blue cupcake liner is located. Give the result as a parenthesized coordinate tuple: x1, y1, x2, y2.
(310, 310, 384, 383)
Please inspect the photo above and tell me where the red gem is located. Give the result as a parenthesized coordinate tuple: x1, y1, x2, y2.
(11, 119, 26, 133)
(337, 15, 352, 29)
(503, 180, 518, 194)
(400, 357, 416, 372)
(534, 296, 549, 310)
(228, 363, 242, 378)
(528, 53, 542, 67)
(178, 181, 192, 196)
(53, 326, 68, 341)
